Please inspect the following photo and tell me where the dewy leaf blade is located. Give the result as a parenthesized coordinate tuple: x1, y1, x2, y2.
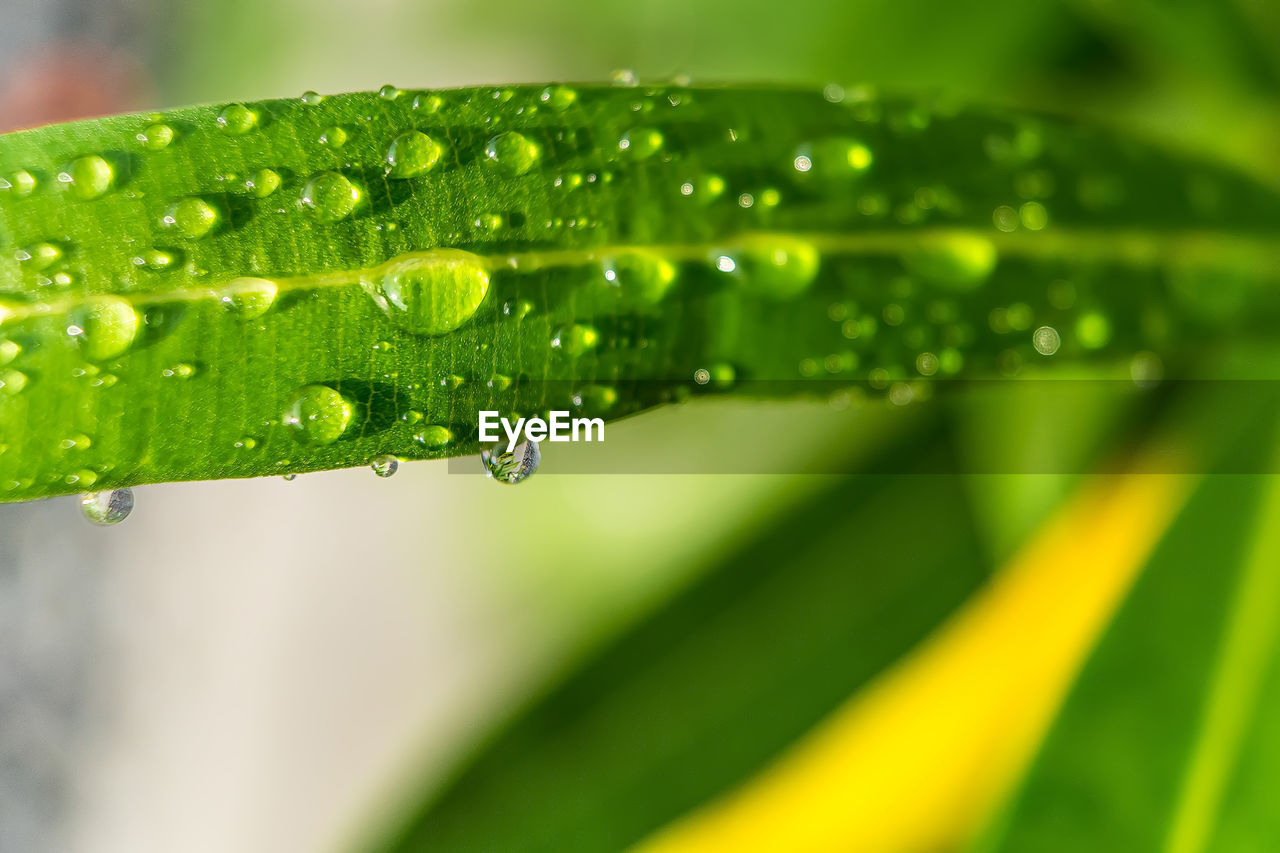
(2, 84, 1279, 499)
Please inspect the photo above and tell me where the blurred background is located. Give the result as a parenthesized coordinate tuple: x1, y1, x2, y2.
(3, 1, 1280, 852)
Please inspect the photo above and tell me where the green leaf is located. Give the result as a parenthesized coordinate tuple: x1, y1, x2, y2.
(978, 417, 1280, 851)
(368, 427, 989, 852)
(3, 85, 1280, 500)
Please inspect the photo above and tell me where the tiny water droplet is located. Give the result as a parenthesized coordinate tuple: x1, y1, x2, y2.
(283, 384, 355, 446)
(412, 93, 443, 113)
(539, 85, 578, 110)
(17, 242, 62, 270)
(319, 125, 349, 148)
(413, 425, 453, 449)
(68, 296, 139, 360)
(385, 131, 444, 178)
(220, 277, 279, 318)
(243, 168, 281, 198)
(1032, 325, 1061, 356)
(367, 250, 490, 336)
(137, 123, 175, 150)
(371, 455, 400, 477)
(0, 368, 27, 396)
(162, 362, 197, 378)
(484, 132, 540, 176)
(299, 171, 362, 222)
(481, 439, 540, 484)
(58, 155, 114, 200)
(719, 236, 820, 299)
(162, 197, 221, 239)
(792, 138, 872, 181)
(133, 248, 178, 271)
(216, 103, 258, 135)
(550, 324, 599, 357)
(81, 488, 134, 526)
(618, 127, 664, 159)
(601, 250, 677, 304)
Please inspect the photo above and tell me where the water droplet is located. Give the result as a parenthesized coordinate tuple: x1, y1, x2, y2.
(385, 131, 444, 178)
(0, 368, 27, 396)
(300, 90, 324, 105)
(1032, 325, 1061, 355)
(282, 384, 355, 446)
(901, 234, 997, 291)
(412, 93, 443, 113)
(618, 127, 664, 159)
(162, 196, 221, 239)
(81, 488, 134, 526)
(721, 236, 820, 299)
(611, 69, 639, 87)
(371, 455, 399, 477)
(1, 169, 36, 196)
(413, 425, 453, 449)
(133, 248, 178, 271)
(299, 171, 362, 222)
(484, 132, 540, 176)
(243, 168, 281, 198)
(319, 125, 349, 148)
(791, 138, 872, 180)
(378, 84, 402, 100)
(368, 250, 490, 336)
(216, 103, 258, 135)
(219, 277, 278, 318)
(137, 122, 175, 150)
(551, 324, 599, 357)
(539, 85, 578, 110)
(68, 295, 139, 360)
(58, 154, 114, 200)
(601, 250, 677, 304)
(1020, 201, 1048, 231)
(162, 362, 197, 379)
(678, 173, 725, 204)
(0, 338, 19, 365)
(17, 242, 62, 270)
(481, 439, 540, 484)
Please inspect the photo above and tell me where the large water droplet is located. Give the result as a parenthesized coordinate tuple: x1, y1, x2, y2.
(81, 488, 134, 526)
(901, 234, 997, 291)
(282, 384, 355, 445)
(220, 277, 278, 318)
(484, 132, 540, 176)
(0, 368, 27, 396)
(216, 103, 258, 135)
(601, 250, 677, 304)
(368, 250, 490, 336)
(244, 168, 281, 198)
(385, 131, 444, 178)
(299, 171, 362, 222)
(68, 296, 139, 360)
(481, 439, 540, 484)
(162, 197, 221, 239)
(58, 155, 114, 200)
(371, 455, 399, 478)
(319, 125, 349, 149)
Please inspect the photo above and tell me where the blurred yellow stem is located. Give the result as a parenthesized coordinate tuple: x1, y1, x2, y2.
(631, 466, 1194, 853)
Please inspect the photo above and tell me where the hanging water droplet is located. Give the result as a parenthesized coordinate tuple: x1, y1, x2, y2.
(137, 123, 175, 150)
(385, 131, 444, 178)
(481, 439, 540, 484)
(601, 250, 677, 304)
(550, 324, 599, 357)
(162, 197, 221, 239)
(68, 296, 139, 360)
(367, 250, 490, 336)
(319, 125, 349, 148)
(539, 85, 578, 110)
(299, 171, 362, 222)
(282, 384, 356, 446)
(216, 103, 258, 135)
(414, 425, 453, 449)
(58, 154, 115, 200)
(484, 132, 540, 176)
(220, 277, 278, 318)
(371, 455, 400, 478)
(81, 488, 134, 525)
(901, 234, 997, 291)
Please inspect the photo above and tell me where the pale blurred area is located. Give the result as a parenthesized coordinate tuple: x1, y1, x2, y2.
(0, 0, 1250, 850)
